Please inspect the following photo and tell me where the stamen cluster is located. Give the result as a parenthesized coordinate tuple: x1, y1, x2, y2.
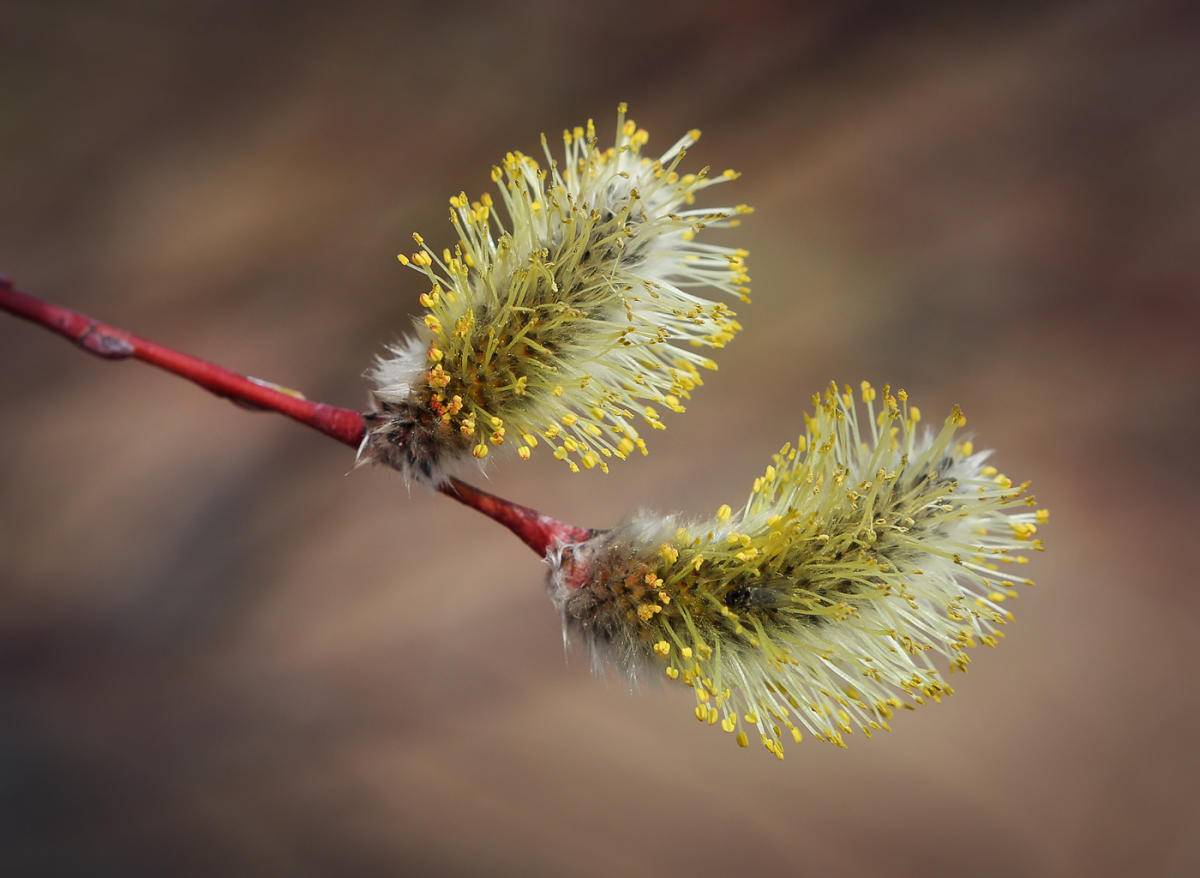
(364, 104, 751, 482)
(548, 382, 1047, 760)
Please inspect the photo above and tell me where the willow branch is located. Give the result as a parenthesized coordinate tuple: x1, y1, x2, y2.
(0, 277, 591, 556)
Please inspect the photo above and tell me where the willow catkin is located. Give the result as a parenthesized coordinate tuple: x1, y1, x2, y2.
(362, 104, 750, 482)
(547, 382, 1047, 759)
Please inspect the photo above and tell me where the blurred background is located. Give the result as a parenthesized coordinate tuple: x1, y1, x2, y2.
(2, 1, 1198, 874)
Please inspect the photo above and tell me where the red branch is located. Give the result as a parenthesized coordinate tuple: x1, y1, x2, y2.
(0, 277, 591, 557)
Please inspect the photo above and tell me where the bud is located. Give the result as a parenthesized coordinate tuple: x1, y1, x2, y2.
(547, 382, 1047, 760)
(363, 104, 750, 482)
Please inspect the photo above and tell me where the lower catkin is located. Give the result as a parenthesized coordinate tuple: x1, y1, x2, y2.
(547, 381, 1047, 760)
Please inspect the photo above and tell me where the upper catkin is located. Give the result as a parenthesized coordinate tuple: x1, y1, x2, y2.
(362, 104, 750, 482)
(547, 382, 1047, 760)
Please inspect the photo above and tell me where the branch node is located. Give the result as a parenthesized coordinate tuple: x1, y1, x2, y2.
(79, 325, 134, 359)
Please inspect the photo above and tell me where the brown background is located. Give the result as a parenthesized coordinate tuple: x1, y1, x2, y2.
(2, 1, 1198, 875)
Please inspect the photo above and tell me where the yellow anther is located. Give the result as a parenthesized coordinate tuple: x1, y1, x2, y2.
(636, 603, 661, 622)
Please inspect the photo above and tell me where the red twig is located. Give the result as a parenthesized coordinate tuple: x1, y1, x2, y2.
(0, 277, 591, 557)
(0, 279, 365, 444)
(437, 478, 591, 557)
